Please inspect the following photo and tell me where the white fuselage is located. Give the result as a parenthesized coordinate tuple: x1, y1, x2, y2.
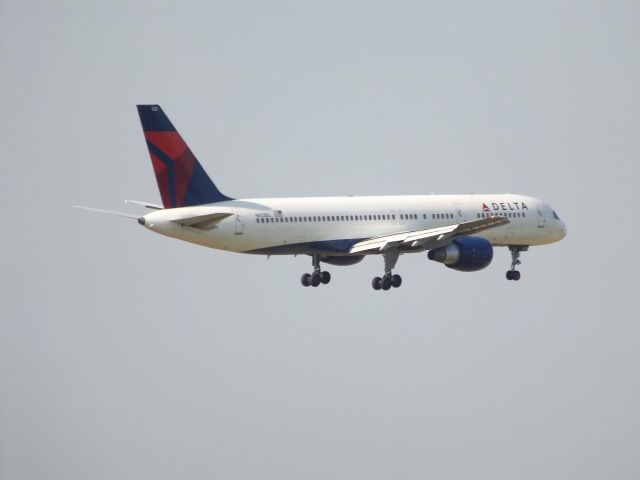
(141, 193, 566, 256)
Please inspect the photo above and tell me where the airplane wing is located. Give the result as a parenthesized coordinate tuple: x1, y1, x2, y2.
(349, 216, 509, 254)
(170, 212, 233, 230)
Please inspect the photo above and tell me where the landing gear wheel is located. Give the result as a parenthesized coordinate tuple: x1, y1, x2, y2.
(506, 270, 521, 281)
(301, 273, 311, 287)
(310, 272, 321, 287)
(372, 277, 382, 290)
(382, 276, 392, 290)
(320, 271, 331, 284)
(391, 274, 402, 288)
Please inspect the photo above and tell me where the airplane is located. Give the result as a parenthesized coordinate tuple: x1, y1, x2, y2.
(77, 105, 567, 290)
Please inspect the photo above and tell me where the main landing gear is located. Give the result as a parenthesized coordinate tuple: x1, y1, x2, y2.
(372, 249, 402, 291)
(506, 245, 528, 281)
(301, 254, 331, 287)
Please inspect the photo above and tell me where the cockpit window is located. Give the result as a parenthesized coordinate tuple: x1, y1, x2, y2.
(553, 211, 560, 220)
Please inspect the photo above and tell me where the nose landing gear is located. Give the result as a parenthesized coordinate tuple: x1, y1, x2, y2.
(301, 254, 331, 287)
(506, 245, 528, 281)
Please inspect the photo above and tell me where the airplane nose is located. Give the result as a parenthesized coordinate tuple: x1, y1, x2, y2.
(558, 220, 567, 239)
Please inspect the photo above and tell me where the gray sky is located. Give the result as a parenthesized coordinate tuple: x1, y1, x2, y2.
(1, 1, 639, 479)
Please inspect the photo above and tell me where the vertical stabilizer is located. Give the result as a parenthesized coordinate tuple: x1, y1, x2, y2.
(136, 105, 232, 208)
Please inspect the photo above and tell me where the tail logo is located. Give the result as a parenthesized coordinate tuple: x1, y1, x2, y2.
(137, 105, 232, 208)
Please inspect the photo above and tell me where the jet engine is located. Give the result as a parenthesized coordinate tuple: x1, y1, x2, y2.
(427, 236, 493, 272)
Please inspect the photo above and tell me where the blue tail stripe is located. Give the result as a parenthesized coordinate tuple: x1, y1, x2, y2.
(184, 162, 233, 205)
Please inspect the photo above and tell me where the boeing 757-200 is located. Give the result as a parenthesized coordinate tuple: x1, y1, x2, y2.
(78, 105, 566, 290)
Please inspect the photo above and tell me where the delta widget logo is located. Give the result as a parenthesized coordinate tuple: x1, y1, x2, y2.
(482, 201, 529, 212)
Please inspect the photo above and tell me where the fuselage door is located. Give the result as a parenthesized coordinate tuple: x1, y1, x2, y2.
(537, 208, 546, 228)
(453, 203, 466, 224)
(234, 214, 244, 234)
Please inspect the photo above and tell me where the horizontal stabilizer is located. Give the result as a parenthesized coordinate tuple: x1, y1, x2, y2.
(171, 212, 233, 230)
(124, 200, 163, 210)
(73, 205, 140, 220)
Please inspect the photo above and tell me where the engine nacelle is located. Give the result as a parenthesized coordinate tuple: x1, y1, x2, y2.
(427, 236, 493, 272)
(320, 255, 365, 266)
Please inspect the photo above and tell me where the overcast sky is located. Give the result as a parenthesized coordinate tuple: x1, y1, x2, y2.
(1, 1, 639, 479)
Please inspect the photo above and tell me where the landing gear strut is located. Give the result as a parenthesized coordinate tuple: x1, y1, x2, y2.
(506, 245, 528, 281)
(372, 248, 402, 291)
(301, 254, 331, 287)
